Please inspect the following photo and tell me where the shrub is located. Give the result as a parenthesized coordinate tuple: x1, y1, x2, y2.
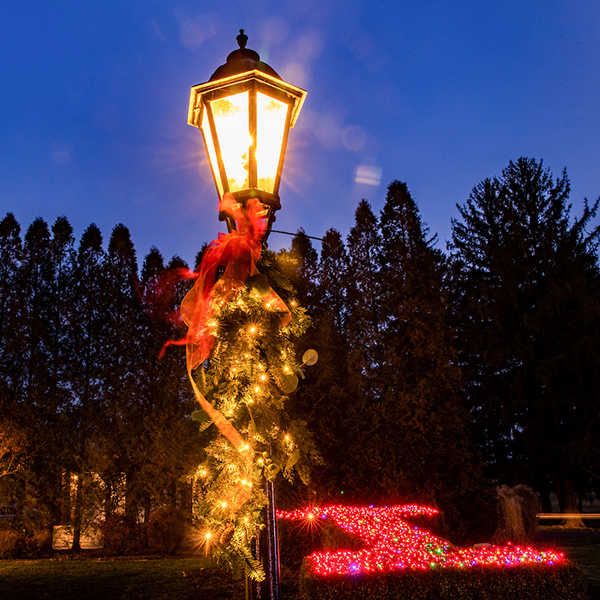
(279, 517, 340, 570)
(146, 507, 188, 555)
(30, 529, 53, 556)
(102, 515, 136, 555)
(279, 513, 366, 571)
(0, 530, 18, 558)
(300, 561, 589, 600)
(0, 529, 52, 558)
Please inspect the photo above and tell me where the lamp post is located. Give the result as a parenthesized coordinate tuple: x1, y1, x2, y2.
(188, 31, 307, 600)
(188, 29, 306, 240)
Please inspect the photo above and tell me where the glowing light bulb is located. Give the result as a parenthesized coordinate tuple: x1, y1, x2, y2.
(255, 93, 287, 192)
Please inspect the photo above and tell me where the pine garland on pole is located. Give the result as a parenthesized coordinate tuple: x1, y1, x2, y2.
(164, 194, 319, 584)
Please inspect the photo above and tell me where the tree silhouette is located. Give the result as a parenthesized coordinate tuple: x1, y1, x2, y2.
(449, 157, 600, 512)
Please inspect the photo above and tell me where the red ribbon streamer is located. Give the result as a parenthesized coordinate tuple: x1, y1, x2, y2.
(164, 194, 290, 513)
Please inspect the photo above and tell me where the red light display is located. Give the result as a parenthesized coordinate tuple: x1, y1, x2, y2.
(277, 504, 564, 576)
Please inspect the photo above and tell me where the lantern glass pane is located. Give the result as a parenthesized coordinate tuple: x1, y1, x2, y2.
(201, 108, 223, 197)
(209, 91, 251, 192)
(256, 92, 288, 194)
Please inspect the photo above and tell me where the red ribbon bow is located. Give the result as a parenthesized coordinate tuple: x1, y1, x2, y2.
(164, 194, 291, 513)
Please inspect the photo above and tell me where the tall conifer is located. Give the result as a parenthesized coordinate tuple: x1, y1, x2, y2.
(449, 157, 600, 511)
(102, 224, 141, 519)
(69, 223, 106, 547)
(0, 214, 23, 416)
(375, 182, 487, 539)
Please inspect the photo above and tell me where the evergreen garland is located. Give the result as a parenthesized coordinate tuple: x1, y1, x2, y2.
(190, 249, 320, 580)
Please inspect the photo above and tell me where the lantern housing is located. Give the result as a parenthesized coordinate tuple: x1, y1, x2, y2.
(188, 30, 306, 237)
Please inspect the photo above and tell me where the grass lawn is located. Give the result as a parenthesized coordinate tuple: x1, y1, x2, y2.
(535, 528, 600, 599)
(0, 556, 246, 600)
(1, 529, 600, 600)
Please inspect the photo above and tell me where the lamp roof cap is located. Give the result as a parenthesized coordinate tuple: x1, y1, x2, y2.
(209, 29, 281, 81)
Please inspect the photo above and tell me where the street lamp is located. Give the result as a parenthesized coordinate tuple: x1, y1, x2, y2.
(188, 29, 306, 239)
(187, 30, 307, 600)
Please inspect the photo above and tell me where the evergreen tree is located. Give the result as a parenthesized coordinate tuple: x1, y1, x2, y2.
(449, 157, 600, 512)
(47, 217, 76, 411)
(374, 181, 487, 540)
(0, 214, 229, 540)
(47, 218, 77, 527)
(283, 229, 319, 312)
(20, 218, 53, 410)
(72, 223, 106, 415)
(285, 189, 490, 540)
(346, 200, 384, 400)
(281, 231, 351, 501)
(136, 250, 201, 521)
(0, 216, 28, 522)
(317, 229, 350, 337)
(101, 224, 141, 519)
(0, 214, 23, 419)
(18, 217, 64, 525)
(68, 223, 106, 548)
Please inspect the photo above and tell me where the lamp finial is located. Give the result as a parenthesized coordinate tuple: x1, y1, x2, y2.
(236, 29, 248, 49)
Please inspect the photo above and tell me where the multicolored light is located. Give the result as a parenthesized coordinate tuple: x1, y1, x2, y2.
(277, 504, 564, 576)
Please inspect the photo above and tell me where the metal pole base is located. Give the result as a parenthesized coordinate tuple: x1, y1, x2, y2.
(246, 480, 281, 600)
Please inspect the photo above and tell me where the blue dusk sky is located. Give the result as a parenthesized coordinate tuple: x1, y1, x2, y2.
(1, 1, 599, 267)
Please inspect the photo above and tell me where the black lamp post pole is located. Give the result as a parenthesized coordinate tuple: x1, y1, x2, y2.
(247, 480, 281, 600)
